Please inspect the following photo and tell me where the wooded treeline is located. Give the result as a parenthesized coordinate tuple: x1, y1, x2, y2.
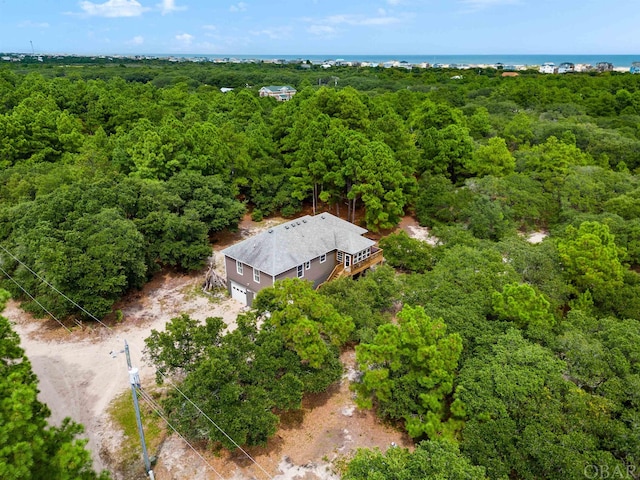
(1, 62, 639, 318)
(1, 61, 640, 478)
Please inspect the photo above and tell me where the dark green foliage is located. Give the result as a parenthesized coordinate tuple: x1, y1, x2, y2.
(0, 171, 244, 319)
(461, 194, 514, 241)
(415, 174, 473, 227)
(343, 440, 487, 480)
(252, 278, 354, 369)
(354, 305, 464, 439)
(497, 237, 571, 312)
(458, 329, 631, 480)
(145, 280, 350, 448)
(378, 230, 434, 273)
(319, 265, 399, 343)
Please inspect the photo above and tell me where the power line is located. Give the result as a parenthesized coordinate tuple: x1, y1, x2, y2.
(0, 263, 73, 333)
(155, 369, 274, 480)
(0, 245, 275, 479)
(0, 245, 113, 331)
(137, 387, 226, 480)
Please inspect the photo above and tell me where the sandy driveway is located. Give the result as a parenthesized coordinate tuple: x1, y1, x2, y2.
(5, 269, 246, 474)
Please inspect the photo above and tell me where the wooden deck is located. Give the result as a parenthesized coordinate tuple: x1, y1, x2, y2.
(318, 248, 384, 288)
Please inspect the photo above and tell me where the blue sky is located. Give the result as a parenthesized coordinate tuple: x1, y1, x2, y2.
(1, 0, 639, 56)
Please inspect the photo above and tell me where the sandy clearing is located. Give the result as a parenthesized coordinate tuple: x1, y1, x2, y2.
(524, 231, 548, 244)
(151, 350, 412, 480)
(5, 273, 246, 474)
(396, 216, 440, 245)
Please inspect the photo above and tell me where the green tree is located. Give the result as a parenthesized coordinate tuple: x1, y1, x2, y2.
(503, 111, 533, 149)
(378, 230, 434, 273)
(354, 305, 464, 439)
(146, 312, 341, 449)
(557, 221, 625, 295)
(467, 136, 515, 177)
(253, 278, 354, 369)
(458, 328, 626, 480)
(492, 283, 555, 340)
(343, 440, 487, 480)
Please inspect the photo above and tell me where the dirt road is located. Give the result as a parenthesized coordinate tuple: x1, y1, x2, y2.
(5, 270, 246, 474)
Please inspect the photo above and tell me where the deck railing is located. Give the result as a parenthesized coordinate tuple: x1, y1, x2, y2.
(317, 248, 384, 289)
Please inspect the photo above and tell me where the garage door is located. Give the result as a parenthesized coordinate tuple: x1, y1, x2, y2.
(230, 281, 247, 304)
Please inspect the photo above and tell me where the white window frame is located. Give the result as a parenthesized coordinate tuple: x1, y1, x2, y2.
(305, 261, 311, 270)
(337, 251, 344, 262)
(236, 260, 243, 275)
(253, 268, 260, 283)
(320, 254, 326, 263)
(297, 265, 304, 278)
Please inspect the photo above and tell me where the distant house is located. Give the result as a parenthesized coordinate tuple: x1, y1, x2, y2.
(596, 62, 614, 72)
(259, 85, 297, 101)
(631, 62, 640, 74)
(539, 62, 556, 74)
(221, 213, 384, 306)
(558, 62, 575, 74)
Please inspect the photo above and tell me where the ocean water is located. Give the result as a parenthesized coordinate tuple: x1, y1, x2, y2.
(162, 53, 640, 68)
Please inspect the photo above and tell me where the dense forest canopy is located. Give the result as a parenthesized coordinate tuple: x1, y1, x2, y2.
(1, 59, 640, 478)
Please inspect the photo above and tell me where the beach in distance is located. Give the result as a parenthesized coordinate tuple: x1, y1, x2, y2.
(153, 53, 640, 69)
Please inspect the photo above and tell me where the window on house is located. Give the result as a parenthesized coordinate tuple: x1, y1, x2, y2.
(297, 265, 304, 278)
(253, 268, 260, 283)
(305, 261, 311, 270)
(337, 251, 344, 262)
(320, 254, 326, 263)
(236, 260, 243, 275)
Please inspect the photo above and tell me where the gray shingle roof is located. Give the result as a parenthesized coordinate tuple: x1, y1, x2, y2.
(221, 213, 375, 276)
(260, 85, 296, 93)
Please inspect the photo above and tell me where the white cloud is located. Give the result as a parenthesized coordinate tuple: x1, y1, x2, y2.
(319, 13, 402, 27)
(202, 24, 216, 30)
(249, 27, 292, 40)
(459, 0, 519, 11)
(157, 0, 186, 15)
(308, 25, 336, 36)
(357, 16, 401, 26)
(79, 0, 148, 17)
(175, 33, 194, 45)
(127, 35, 144, 45)
(18, 20, 50, 28)
(229, 2, 248, 12)
(305, 11, 403, 38)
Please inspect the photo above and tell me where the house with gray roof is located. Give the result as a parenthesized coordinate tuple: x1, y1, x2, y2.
(221, 213, 384, 305)
(259, 85, 297, 101)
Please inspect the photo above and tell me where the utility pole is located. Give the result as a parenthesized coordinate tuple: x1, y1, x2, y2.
(124, 340, 155, 479)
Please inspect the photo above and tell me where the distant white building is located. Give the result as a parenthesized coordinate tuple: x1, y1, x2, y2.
(557, 62, 575, 74)
(259, 85, 297, 101)
(539, 62, 556, 74)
